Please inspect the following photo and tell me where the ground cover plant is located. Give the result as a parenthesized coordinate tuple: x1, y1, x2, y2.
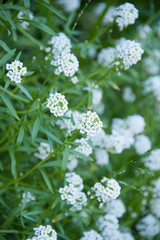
(0, 0, 160, 239)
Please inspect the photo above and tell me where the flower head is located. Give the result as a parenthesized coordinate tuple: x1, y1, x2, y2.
(6, 60, 27, 83)
(47, 92, 68, 117)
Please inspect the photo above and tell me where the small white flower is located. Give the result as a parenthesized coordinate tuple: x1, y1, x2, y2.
(47, 92, 68, 117)
(6, 60, 27, 84)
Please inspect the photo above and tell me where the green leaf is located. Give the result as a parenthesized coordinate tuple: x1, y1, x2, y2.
(0, 4, 31, 14)
(40, 128, 63, 145)
(0, 39, 11, 52)
(39, 168, 53, 193)
(35, 0, 67, 21)
(0, 93, 20, 120)
(15, 51, 22, 60)
(9, 149, 17, 180)
(40, 160, 61, 168)
(24, 0, 30, 9)
(16, 126, 24, 146)
(32, 116, 41, 141)
(62, 145, 69, 171)
(24, 71, 34, 76)
(70, 149, 94, 162)
(2, 10, 16, 30)
(0, 48, 16, 67)
(29, 20, 56, 36)
(17, 83, 33, 100)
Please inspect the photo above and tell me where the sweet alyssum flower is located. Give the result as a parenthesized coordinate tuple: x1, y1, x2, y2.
(26, 225, 57, 240)
(143, 75, 160, 101)
(80, 230, 103, 240)
(136, 214, 160, 239)
(58, 0, 81, 13)
(116, 39, 144, 70)
(134, 134, 151, 155)
(21, 192, 35, 204)
(142, 148, 160, 171)
(18, 11, 34, 29)
(115, 3, 139, 31)
(67, 154, 78, 171)
(122, 86, 136, 103)
(74, 138, 92, 157)
(6, 60, 27, 83)
(95, 148, 109, 166)
(150, 198, 160, 218)
(105, 199, 126, 218)
(71, 76, 78, 84)
(77, 111, 103, 139)
(34, 142, 51, 160)
(97, 47, 116, 67)
(59, 173, 87, 211)
(47, 92, 68, 117)
(91, 177, 121, 207)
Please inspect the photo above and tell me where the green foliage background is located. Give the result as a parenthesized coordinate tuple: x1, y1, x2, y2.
(0, 0, 160, 239)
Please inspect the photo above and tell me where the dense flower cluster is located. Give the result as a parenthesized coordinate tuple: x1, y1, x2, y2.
(34, 142, 51, 160)
(136, 214, 160, 238)
(95, 148, 109, 165)
(122, 86, 136, 103)
(58, 0, 81, 12)
(47, 32, 79, 77)
(91, 177, 121, 206)
(59, 173, 87, 211)
(21, 192, 35, 204)
(26, 225, 57, 240)
(74, 138, 92, 156)
(142, 149, 160, 171)
(67, 154, 78, 171)
(150, 198, 160, 218)
(18, 11, 34, 29)
(77, 111, 103, 139)
(115, 3, 138, 31)
(6, 60, 27, 83)
(134, 134, 151, 155)
(143, 75, 160, 101)
(97, 47, 116, 67)
(80, 230, 103, 240)
(105, 199, 126, 218)
(47, 93, 68, 117)
(116, 40, 144, 70)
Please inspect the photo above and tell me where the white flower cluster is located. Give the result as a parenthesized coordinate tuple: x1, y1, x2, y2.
(63, 110, 81, 135)
(97, 47, 116, 67)
(91, 177, 121, 206)
(58, 0, 81, 12)
(47, 93, 68, 117)
(6, 60, 27, 83)
(34, 142, 51, 160)
(142, 149, 160, 171)
(116, 40, 144, 70)
(143, 75, 160, 101)
(121, 233, 135, 240)
(74, 138, 92, 157)
(150, 198, 160, 218)
(59, 172, 87, 211)
(95, 148, 109, 166)
(67, 154, 78, 171)
(21, 192, 35, 204)
(26, 225, 57, 240)
(47, 32, 79, 77)
(80, 230, 103, 240)
(91, 114, 146, 154)
(122, 86, 136, 103)
(18, 11, 34, 29)
(105, 199, 126, 218)
(115, 3, 138, 31)
(136, 214, 160, 239)
(78, 111, 103, 139)
(138, 24, 152, 41)
(134, 134, 151, 155)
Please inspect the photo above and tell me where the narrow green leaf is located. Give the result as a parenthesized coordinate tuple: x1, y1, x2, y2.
(0, 4, 31, 14)
(71, 113, 76, 126)
(40, 160, 61, 168)
(15, 51, 22, 60)
(16, 126, 24, 145)
(62, 145, 69, 171)
(2, 10, 16, 30)
(24, 71, 34, 76)
(35, 0, 67, 21)
(0, 39, 11, 52)
(70, 149, 94, 162)
(51, 197, 60, 209)
(4, 79, 10, 90)
(29, 20, 56, 35)
(32, 116, 41, 141)
(39, 168, 53, 193)
(0, 48, 16, 67)
(40, 128, 63, 145)
(24, 0, 30, 9)
(22, 214, 36, 222)
(0, 93, 20, 120)
(9, 149, 17, 180)
(17, 83, 33, 100)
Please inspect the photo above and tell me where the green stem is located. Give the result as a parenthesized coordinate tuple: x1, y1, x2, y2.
(0, 132, 79, 190)
(0, 86, 29, 103)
